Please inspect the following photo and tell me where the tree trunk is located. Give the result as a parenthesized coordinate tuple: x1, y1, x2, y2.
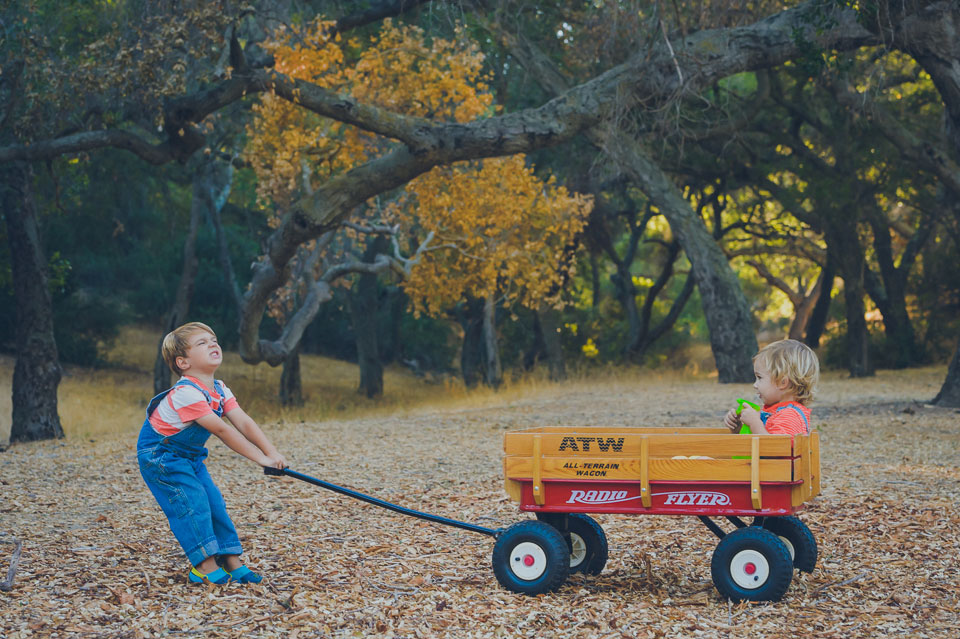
(352, 238, 386, 399)
(380, 285, 404, 365)
(482, 293, 503, 388)
(788, 284, 821, 342)
(864, 211, 928, 368)
(538, 307, 566, 382)
(832, 229, 873, 377)
(2, 162, 64, 443)
(933, 341, 960, 407)
(804, 255, 835, 349)
(611, 269, 642, 354)
(279, 344, 303, 406)
(522, 312, 546, 371)
(152, 161, 206, 393)
(864, 267, 917, 368)
(458, 298, 485, 388)
(589, 252, 601, 309)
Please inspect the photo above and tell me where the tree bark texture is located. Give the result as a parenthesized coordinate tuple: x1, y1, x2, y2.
(538, 307, 566, 382)
(2, 162, 64, 442)
(804, 255, 835, 349)
(482, 293, 503, 389)
(458, 299, 485, 388)
(352, 237, 386, 399)
(933, 342, 960, 407)
(829, 230, 873, 377)
(279, 344, 303, 406)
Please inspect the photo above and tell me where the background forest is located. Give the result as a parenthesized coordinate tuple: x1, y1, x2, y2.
(2, 0, 960, 445)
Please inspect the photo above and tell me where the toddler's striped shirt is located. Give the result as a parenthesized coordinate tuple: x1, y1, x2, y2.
(762, 401, 811, 436)
(148, 376, 240, 437)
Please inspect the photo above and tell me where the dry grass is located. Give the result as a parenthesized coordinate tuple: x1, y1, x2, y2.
(1, 325, 723, 443)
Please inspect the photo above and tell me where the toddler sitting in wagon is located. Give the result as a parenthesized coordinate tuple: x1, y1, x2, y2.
(724, 339, 820, 436)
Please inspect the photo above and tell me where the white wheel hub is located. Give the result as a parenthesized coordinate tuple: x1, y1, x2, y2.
(509, 542, 548, 581)
(569, 532, 587, 568)
(729, 549, 770, 589)
(778, 535, 795, 561)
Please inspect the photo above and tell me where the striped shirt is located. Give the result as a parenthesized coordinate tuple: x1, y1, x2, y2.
(763, 401, 811, 436)
(148, 376, 240, 437)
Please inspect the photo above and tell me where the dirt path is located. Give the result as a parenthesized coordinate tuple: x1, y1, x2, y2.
(1, 369, 958, 638)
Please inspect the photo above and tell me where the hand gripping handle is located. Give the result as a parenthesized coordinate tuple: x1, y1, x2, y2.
(263, 466, 286, 476)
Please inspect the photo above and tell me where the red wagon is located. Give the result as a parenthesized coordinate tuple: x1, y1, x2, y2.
(494, 426, 821, 601)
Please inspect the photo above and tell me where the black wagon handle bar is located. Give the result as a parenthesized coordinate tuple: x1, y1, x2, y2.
(264, 466, 502, 538)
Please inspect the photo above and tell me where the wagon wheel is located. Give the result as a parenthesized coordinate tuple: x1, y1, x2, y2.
(492, 521, 570, 595)
(761, 516, 818, 573)
(536, 513, 608, 575)
(711, 527, 793, 602)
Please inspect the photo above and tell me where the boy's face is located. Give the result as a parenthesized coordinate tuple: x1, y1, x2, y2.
(176, 330, 222, 376)
(753, 360, 790, 406)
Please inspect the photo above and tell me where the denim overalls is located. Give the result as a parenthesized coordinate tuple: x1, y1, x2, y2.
(137, 378, 242, 566)
(760, 403, 811, 434)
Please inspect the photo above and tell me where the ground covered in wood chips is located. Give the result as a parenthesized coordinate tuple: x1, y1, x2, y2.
(2, 368, 959, 638)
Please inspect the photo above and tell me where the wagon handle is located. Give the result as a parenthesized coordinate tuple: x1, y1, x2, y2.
(262, 466, 503, 537)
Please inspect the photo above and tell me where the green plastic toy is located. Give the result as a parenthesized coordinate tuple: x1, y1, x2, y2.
(735, 398, 760, 435)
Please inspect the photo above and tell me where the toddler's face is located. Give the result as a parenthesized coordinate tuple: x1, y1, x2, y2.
(753, 360, 789, 406)
(177, 330, 222, 374)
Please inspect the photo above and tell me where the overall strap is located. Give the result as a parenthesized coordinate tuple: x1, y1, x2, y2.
(774, 403, 810, 434)
(175, 378, 225, 418)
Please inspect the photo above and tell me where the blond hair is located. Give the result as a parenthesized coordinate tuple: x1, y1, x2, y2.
(162, 322, 216, 376)
(754, 339, 820, 404)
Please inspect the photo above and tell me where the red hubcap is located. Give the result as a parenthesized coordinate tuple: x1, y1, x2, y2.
(523, 555, 536, 567)
(744, 562, 757, 575)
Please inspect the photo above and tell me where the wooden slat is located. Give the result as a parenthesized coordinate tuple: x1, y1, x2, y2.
(751, 437, 761, 510)
(791, 483, 804, 507)
(504, 477, 521, 502)
(796, 434, 810, 500)
(532, 435, 544, 506)
(811, 430, 821, 497)
(503, 455, 794, 483)
(506, 426, 728, 435)
(503, 432, 793, 458)
(640, 436, 651, 507)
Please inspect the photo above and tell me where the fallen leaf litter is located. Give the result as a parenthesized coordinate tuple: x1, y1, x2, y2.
(1, 370, 958, 638)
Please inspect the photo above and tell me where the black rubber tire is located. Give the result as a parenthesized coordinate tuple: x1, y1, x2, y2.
(492, 521, 570, 595)
(536, 513, 608, 575)
(711, 527, 794, 602)
(762, 516, 818, 573)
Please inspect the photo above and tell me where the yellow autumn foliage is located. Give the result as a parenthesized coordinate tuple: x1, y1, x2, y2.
(394, 155, 592, 315)
(244, 18, 590, 320)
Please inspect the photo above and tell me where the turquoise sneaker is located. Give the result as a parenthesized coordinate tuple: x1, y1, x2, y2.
(188, 567, 231, 585)
(226, 565, 263, 584)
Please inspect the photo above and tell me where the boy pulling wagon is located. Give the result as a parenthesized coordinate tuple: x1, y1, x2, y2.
(137, 322, 287, 585)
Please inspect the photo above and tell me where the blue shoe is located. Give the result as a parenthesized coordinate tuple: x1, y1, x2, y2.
(226, 565, 263, 584)
(189, 567, 231, 585)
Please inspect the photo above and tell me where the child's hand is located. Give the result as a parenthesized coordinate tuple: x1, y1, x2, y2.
(739, 406, 762, 430)
(723, 408, 742, 432)
(261, 453, 287, 469)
